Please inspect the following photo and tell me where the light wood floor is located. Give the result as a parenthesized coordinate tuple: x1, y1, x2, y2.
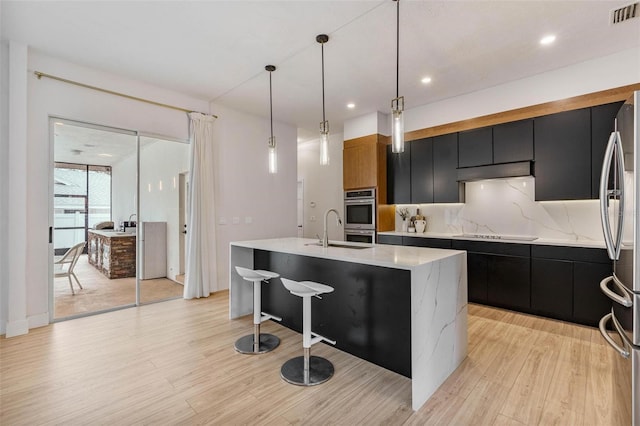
(54, 255, 184, 318)
(0, 293, 627, 425)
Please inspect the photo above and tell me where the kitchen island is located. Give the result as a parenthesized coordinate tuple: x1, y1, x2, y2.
(229, 237, 467, 411)
(87, 229, 136, 279)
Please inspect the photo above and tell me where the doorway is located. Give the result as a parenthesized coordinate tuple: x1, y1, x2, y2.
(50, 118, 186, 320)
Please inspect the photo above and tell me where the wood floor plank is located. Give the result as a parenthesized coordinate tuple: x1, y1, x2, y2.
(0, 294, 623, 425)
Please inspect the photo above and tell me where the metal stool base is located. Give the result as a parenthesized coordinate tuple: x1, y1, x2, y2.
(234, 333, 280, 354)
(281, 355, 334, 386)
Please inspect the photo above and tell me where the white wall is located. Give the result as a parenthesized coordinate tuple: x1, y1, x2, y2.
(4, 48, 209, 335)
(297, 133, 344, 241)
(111, 151, 137, 228)
(210, 102, 297, 291)
(405, 47, 640, 132)
(0, 39, 10, 335)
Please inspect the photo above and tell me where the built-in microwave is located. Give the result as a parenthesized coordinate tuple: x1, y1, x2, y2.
(344, 188, 375, 231)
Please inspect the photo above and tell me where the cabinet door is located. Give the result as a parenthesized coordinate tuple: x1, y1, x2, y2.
(493, 119, 534, 163)
(403, 236, 452, 249)
(410, 137, 434, 203)
(458, 127, 492, 168)
(591, 102, 624, 199)
(387, 143, 411, 204)
(534, 108, 591, 200)
(487, 255, 530, 311)
(344, 143, 377, 190)
(573, 261, 613, 327)
(468, 253, 489, 304)
(531, 258, 573, 321)
(433, 133, 461, 203)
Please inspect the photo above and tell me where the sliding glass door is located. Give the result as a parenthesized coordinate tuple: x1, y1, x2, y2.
(51, 119, 189, 320)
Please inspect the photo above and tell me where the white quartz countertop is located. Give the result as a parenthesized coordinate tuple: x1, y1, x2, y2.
(88, 229, 136, 238)
(377, 231, 606, 249)
(230, 237, 464, 270)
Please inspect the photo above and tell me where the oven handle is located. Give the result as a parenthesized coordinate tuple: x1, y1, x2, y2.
(599, 313, 630, 358)
(600, 275, 633, 307)
(344, 199, 375, 204)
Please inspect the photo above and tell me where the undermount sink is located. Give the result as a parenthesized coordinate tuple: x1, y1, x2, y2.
(305, 242, 373, 250)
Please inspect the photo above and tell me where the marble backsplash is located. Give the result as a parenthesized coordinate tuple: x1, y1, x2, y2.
(395, 176, 605, 243)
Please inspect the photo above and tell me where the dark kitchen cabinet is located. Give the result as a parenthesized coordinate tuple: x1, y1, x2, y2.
(534, 108, 591, 200)
(377, 234, 403, 245)
(433, 133, 462, 203)
(591, 101, 624, 199)
(458, 127, 492, 168)
(531, 258, 573, 321)
(467, 253, 489, 304)
(403, 236, 452, 249)
(452, 240, 530, 310)
(387, 142, 411, 204)
(493, 119, 534, 164)
(573, 261, 612, 327)
(410, 137, 434, 203)
(487, 255, 530, 311)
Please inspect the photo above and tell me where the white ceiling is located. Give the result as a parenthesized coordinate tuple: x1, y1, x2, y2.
(3, 1, 639, 143)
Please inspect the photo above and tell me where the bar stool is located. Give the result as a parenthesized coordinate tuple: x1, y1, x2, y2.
(234, 266, 283, 354)
(280, 278, 336, 386)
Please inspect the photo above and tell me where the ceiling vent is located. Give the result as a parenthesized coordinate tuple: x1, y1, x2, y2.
(611, 2, 639, 24)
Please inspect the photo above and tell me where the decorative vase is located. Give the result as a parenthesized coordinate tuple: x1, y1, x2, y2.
(415, 219, 426, 233)
(401, 219, 408, 232)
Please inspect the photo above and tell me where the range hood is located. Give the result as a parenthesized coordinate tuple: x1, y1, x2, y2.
(457, 161, 533, 182)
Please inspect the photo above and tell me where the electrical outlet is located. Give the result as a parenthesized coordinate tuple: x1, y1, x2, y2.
(310, 215, 316, 222)
(219, 217, 227, 225)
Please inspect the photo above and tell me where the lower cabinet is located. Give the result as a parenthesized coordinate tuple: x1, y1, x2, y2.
(488, 255, 530, 311)
(377, 235, 612, 327)
(531, 258, 573, 321)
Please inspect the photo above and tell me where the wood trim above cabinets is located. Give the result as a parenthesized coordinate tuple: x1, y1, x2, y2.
(404, 83, 640, 142)
(343, 134, 389, 193)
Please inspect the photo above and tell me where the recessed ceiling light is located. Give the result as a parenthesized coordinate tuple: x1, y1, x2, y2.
(347, 103, 355, 109)
(540, 34, 556, 45)
(421, 76, 432, 84)
(98, 153, 113, 157)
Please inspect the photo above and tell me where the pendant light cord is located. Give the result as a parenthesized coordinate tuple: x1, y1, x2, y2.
(269, 70, 274, 138)
(396, 0, 400, 99)
(321, 42, 326, 123)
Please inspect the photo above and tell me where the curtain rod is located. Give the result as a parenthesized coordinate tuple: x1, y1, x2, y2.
(34, 71, 217, 118)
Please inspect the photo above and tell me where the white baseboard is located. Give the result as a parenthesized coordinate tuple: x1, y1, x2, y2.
(28, 312, 49, 329)
(5, 318, 29, 337)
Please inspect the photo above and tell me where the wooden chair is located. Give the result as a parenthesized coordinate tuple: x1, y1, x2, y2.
(54, 242, 86, 295)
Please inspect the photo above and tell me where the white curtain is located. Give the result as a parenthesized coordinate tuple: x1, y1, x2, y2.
(184, 112, 217, 299)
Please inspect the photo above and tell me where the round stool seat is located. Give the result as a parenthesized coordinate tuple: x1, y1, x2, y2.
(236, 266, 279, 281)
(299, 281, 334, 295)
(281, 279, 319, 298)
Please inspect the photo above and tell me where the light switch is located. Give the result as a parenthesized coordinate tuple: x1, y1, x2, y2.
(310, 215, 316, 222)
(219, 217, 227, 225)
(232, 216, 240, 224)
(245, 216, 253, 224)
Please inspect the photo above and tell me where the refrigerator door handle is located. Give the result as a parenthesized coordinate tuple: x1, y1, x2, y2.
(613, 131, 625, 260)
(599, 131, 622, 260)
(599, 313, 631, 358)
(600, 275, 633, 307)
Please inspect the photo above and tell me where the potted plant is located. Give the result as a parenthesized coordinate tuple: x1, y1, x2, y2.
(397, 207, 410, 232)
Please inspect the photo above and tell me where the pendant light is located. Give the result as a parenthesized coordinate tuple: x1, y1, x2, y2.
(391, 0, 405, 153)
(266, 65, 277, 174)
(317, 34, 330, 165)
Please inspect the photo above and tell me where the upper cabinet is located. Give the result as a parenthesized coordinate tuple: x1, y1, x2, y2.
(433, 133, 462, 203)
(386, 141, 411, 204)
(534, 108, 591, 201)
(343, 135, 387, 198)
(458, 127, 492, 167)
(410, 138, 433, 203)
(493, 119, 534, 163)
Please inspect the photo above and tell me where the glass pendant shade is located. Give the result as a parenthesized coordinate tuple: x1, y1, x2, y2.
(391, 96, 404, 153)
(319, 124, 330, 166)
(268, 136, 277, 174)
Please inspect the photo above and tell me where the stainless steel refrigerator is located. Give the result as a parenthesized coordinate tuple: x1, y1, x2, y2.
(599, 91, 639, 426)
